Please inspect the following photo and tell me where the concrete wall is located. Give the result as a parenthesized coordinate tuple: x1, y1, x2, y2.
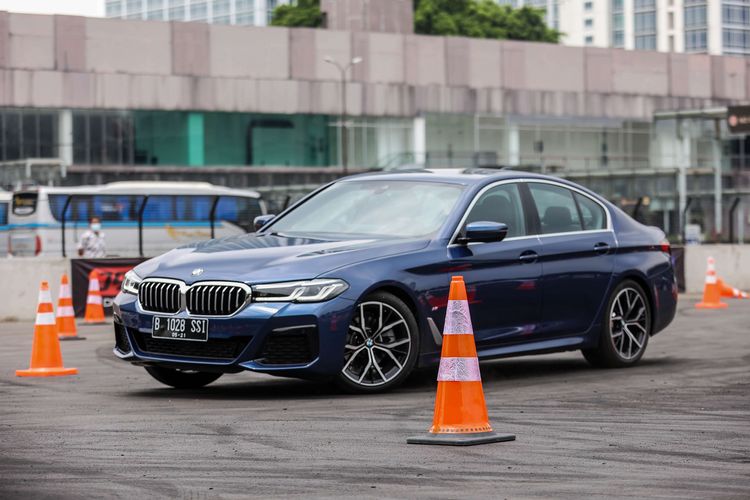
(1, 245, 747, 320)
(0, 11, 749, 119)
(0, 258, 69, 321)
(684, 245, 750, 294)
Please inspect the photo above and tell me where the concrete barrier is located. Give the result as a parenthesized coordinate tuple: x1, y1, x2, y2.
(0, 257, 69, 321)
(684, 245, 750, 294)
(0, 245, 748, 320)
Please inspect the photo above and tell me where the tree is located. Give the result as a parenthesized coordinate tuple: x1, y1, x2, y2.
(270, 0, 323, 28)
(414, 0, 560, 43)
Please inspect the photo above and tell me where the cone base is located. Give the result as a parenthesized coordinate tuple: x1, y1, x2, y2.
(81, 321, 108, 326)
(695, 302, 728, 309)
(59, 335, 86, 341)
(407, 431, 515, 446)
(16, 367, 78, 377)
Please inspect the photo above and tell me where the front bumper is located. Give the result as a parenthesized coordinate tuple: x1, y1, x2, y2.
(112, 291, 356, 378)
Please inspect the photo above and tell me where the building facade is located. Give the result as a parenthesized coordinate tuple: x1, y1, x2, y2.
(104, 0, 290, 26)
(555, 0, 750, 56)
(0, 12, 749, 240)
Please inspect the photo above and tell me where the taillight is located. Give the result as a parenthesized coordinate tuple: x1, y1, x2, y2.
(35, 235, 42, 256)
(659, 239, 671, 255)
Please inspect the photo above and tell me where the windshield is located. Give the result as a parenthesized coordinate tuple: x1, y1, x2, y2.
(269, 180, 465, 239)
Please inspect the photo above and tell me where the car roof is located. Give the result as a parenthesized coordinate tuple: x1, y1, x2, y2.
(340, 168, 566, 186)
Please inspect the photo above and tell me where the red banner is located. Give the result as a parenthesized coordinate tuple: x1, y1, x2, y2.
(71, 258, 147, 317)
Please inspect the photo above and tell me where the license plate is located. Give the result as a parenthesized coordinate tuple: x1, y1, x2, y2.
(152, 316, 208, 342)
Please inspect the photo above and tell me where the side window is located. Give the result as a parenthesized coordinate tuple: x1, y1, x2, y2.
(93, 195, 136, 222)
(143, 196, 175, 222)
(465, 184, 526, 238)
(0, 202, 7, 226)
(529, 183, 583, 235)
(574, 193, 607, 230)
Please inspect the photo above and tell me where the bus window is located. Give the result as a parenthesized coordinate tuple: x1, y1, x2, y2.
(216, 196, 263, 231)
(12, 192, 38, 216)
(142, 196, 175, 222)
(175, 196, 212, 221)
(0, 202, 8, 226)
(93, 195, 137, 221)
(71, 198, 90, 222)
(48, 194, 68, 221)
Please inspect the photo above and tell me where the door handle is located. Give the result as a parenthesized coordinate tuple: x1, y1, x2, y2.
(594, 242, 610, 254)
(519, 250, 538, 263)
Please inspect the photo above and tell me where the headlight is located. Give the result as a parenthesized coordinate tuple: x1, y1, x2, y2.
(121, 270, 142, 295)
(252, 279, 348, 303)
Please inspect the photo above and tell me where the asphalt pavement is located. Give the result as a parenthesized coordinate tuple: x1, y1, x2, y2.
(1, 296, 748, 499)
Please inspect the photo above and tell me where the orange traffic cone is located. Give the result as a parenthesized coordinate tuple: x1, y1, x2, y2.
(696, 257, 728, 309)
(718, 278, 749, 299)
(83, 270, 107, 325)
(407, 276, 515, 446)
(57, 274, 85, 341)
(16, 281, 78, 377)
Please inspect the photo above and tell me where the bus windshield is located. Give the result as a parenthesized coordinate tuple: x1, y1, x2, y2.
(12, 192, 38, 216)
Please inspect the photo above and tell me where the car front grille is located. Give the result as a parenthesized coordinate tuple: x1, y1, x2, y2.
(186, 284, 249, 316)
(138, 280, 250, 317)
(130, 328, 250, 360)
(139, 281, 181, 314)
(258, 326, 318, 365)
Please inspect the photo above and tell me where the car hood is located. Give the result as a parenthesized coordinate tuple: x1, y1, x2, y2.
(134, 233, 429, 284)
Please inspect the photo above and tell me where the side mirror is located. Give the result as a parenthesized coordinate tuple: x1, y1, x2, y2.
(254, 214, 275, 232)
(458, 221, 508, 245)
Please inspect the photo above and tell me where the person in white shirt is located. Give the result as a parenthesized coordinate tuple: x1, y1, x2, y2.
(77, 217, 107, 258)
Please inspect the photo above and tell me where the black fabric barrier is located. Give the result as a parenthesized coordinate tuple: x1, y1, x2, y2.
(71, 258, 147, 317)
(671, 245, 685, 293)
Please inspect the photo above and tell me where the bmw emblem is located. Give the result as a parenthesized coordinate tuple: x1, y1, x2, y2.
(192, 268, 204, 276)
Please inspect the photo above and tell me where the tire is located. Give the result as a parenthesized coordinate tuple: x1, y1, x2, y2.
(144, 365, 223, 389)
(582, 279, 651, 368)
(335, 291, 420, 393)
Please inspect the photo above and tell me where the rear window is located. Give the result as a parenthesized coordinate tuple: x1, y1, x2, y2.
(12, 192, 38, 216)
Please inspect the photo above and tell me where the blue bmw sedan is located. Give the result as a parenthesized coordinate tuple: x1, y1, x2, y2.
(113, 169, 677, 393)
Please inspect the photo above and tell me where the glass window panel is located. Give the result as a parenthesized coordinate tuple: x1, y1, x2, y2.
(190, 1, 207, 20)
(38, 113, 54, 158)
(575, 193, 606, 230)
(73, 114, 88, 163)
(106, 1, 123, 16)
(465, 184, 526, 238)
(529, 183, 583, 234)
(89, 115, 103, 164)
(168, 6, 185, 19)
(93, 195, 137, 221)
(143, 196, 176, 222)
(235, 12, 254, 24)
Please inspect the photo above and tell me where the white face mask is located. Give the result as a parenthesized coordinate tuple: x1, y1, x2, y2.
(91, 223, 102, 232)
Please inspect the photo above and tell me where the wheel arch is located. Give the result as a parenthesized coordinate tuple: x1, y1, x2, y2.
(360, 282, 420, 319)
(357, 281, 431, 351)
(613, 271, 657, 335)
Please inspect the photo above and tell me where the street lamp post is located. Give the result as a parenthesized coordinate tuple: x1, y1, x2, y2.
(324, 55, 362, 174)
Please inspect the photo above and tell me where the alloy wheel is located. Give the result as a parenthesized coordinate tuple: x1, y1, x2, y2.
(609, 287, 648, 360)
(342, 301, 412, 387)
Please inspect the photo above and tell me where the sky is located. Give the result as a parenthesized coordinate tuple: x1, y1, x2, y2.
(0, 0, 103, 16)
